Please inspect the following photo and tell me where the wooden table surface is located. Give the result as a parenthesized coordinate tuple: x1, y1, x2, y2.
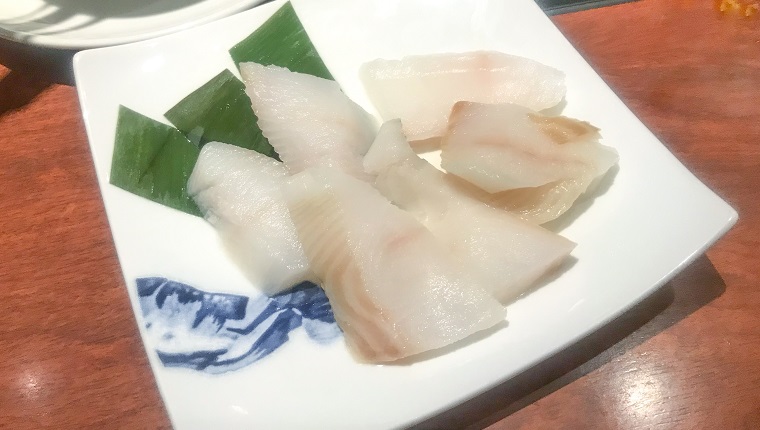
(1, 1, 758, 428)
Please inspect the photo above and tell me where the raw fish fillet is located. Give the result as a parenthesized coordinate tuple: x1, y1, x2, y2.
(240, 62, 376, 180)
(360, 51, 566, 141)
(451, 176, 600, 226)
(187, 142, 312, 294)
(283, 167, 506, 362)
(440, 102, 619, 224)
(365, 120, 576, 303)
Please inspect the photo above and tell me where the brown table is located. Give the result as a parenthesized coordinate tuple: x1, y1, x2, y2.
(1, 1, 758, 428)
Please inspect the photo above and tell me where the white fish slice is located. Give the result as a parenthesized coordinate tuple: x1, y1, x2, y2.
(365, 120, 576, 303)
(187, 142, 312, 295)
(440, 102, 619, 224)
(283, 167, 506, 362)
(452, 176, 598, 226)
(240, 62, 377, 180)
(360, 51, 566, 141)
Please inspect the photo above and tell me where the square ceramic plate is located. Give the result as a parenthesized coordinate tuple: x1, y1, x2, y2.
(73, 0, 738, 428)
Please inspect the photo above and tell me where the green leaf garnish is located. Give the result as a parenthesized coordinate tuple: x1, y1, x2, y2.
(165, 69, 277, 158)
(110, 106, 202, 216)
(229, 1, 333, 80)
(112, 2, 336, 215)
(164, 2, 333, 160)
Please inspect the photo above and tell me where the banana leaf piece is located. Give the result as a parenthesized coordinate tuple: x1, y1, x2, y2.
(110, 106, 202, 216)
(229, 1, 333, 79)
(164, 69, 277, 158)
(164, 2, 332, 158)
(113, 1, 335, 215)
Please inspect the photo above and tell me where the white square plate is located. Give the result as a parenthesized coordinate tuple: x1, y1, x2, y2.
(73, 0, 737, 428)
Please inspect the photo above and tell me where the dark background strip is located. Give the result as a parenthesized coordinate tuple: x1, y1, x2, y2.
(536, 0, 637, 14)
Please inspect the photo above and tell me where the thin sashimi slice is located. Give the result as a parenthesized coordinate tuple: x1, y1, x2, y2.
(364, 120, 576, 303)
(440, 102, 618, 224)
(360, 51, 566, 141)
(283, 167, 506, 362)
(188, 142, 312, 294)
(240, 62, 376, 179)
(449, 176, 598, 226)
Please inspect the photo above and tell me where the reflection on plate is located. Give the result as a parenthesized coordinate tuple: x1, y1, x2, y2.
(0, 0, 266, 48)
(73, 0, 737, 428)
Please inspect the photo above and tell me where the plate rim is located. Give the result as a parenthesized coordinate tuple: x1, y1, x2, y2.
(0, 0, 266, 49)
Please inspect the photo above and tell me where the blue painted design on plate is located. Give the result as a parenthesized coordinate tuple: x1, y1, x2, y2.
(136, 277, 341, 374)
